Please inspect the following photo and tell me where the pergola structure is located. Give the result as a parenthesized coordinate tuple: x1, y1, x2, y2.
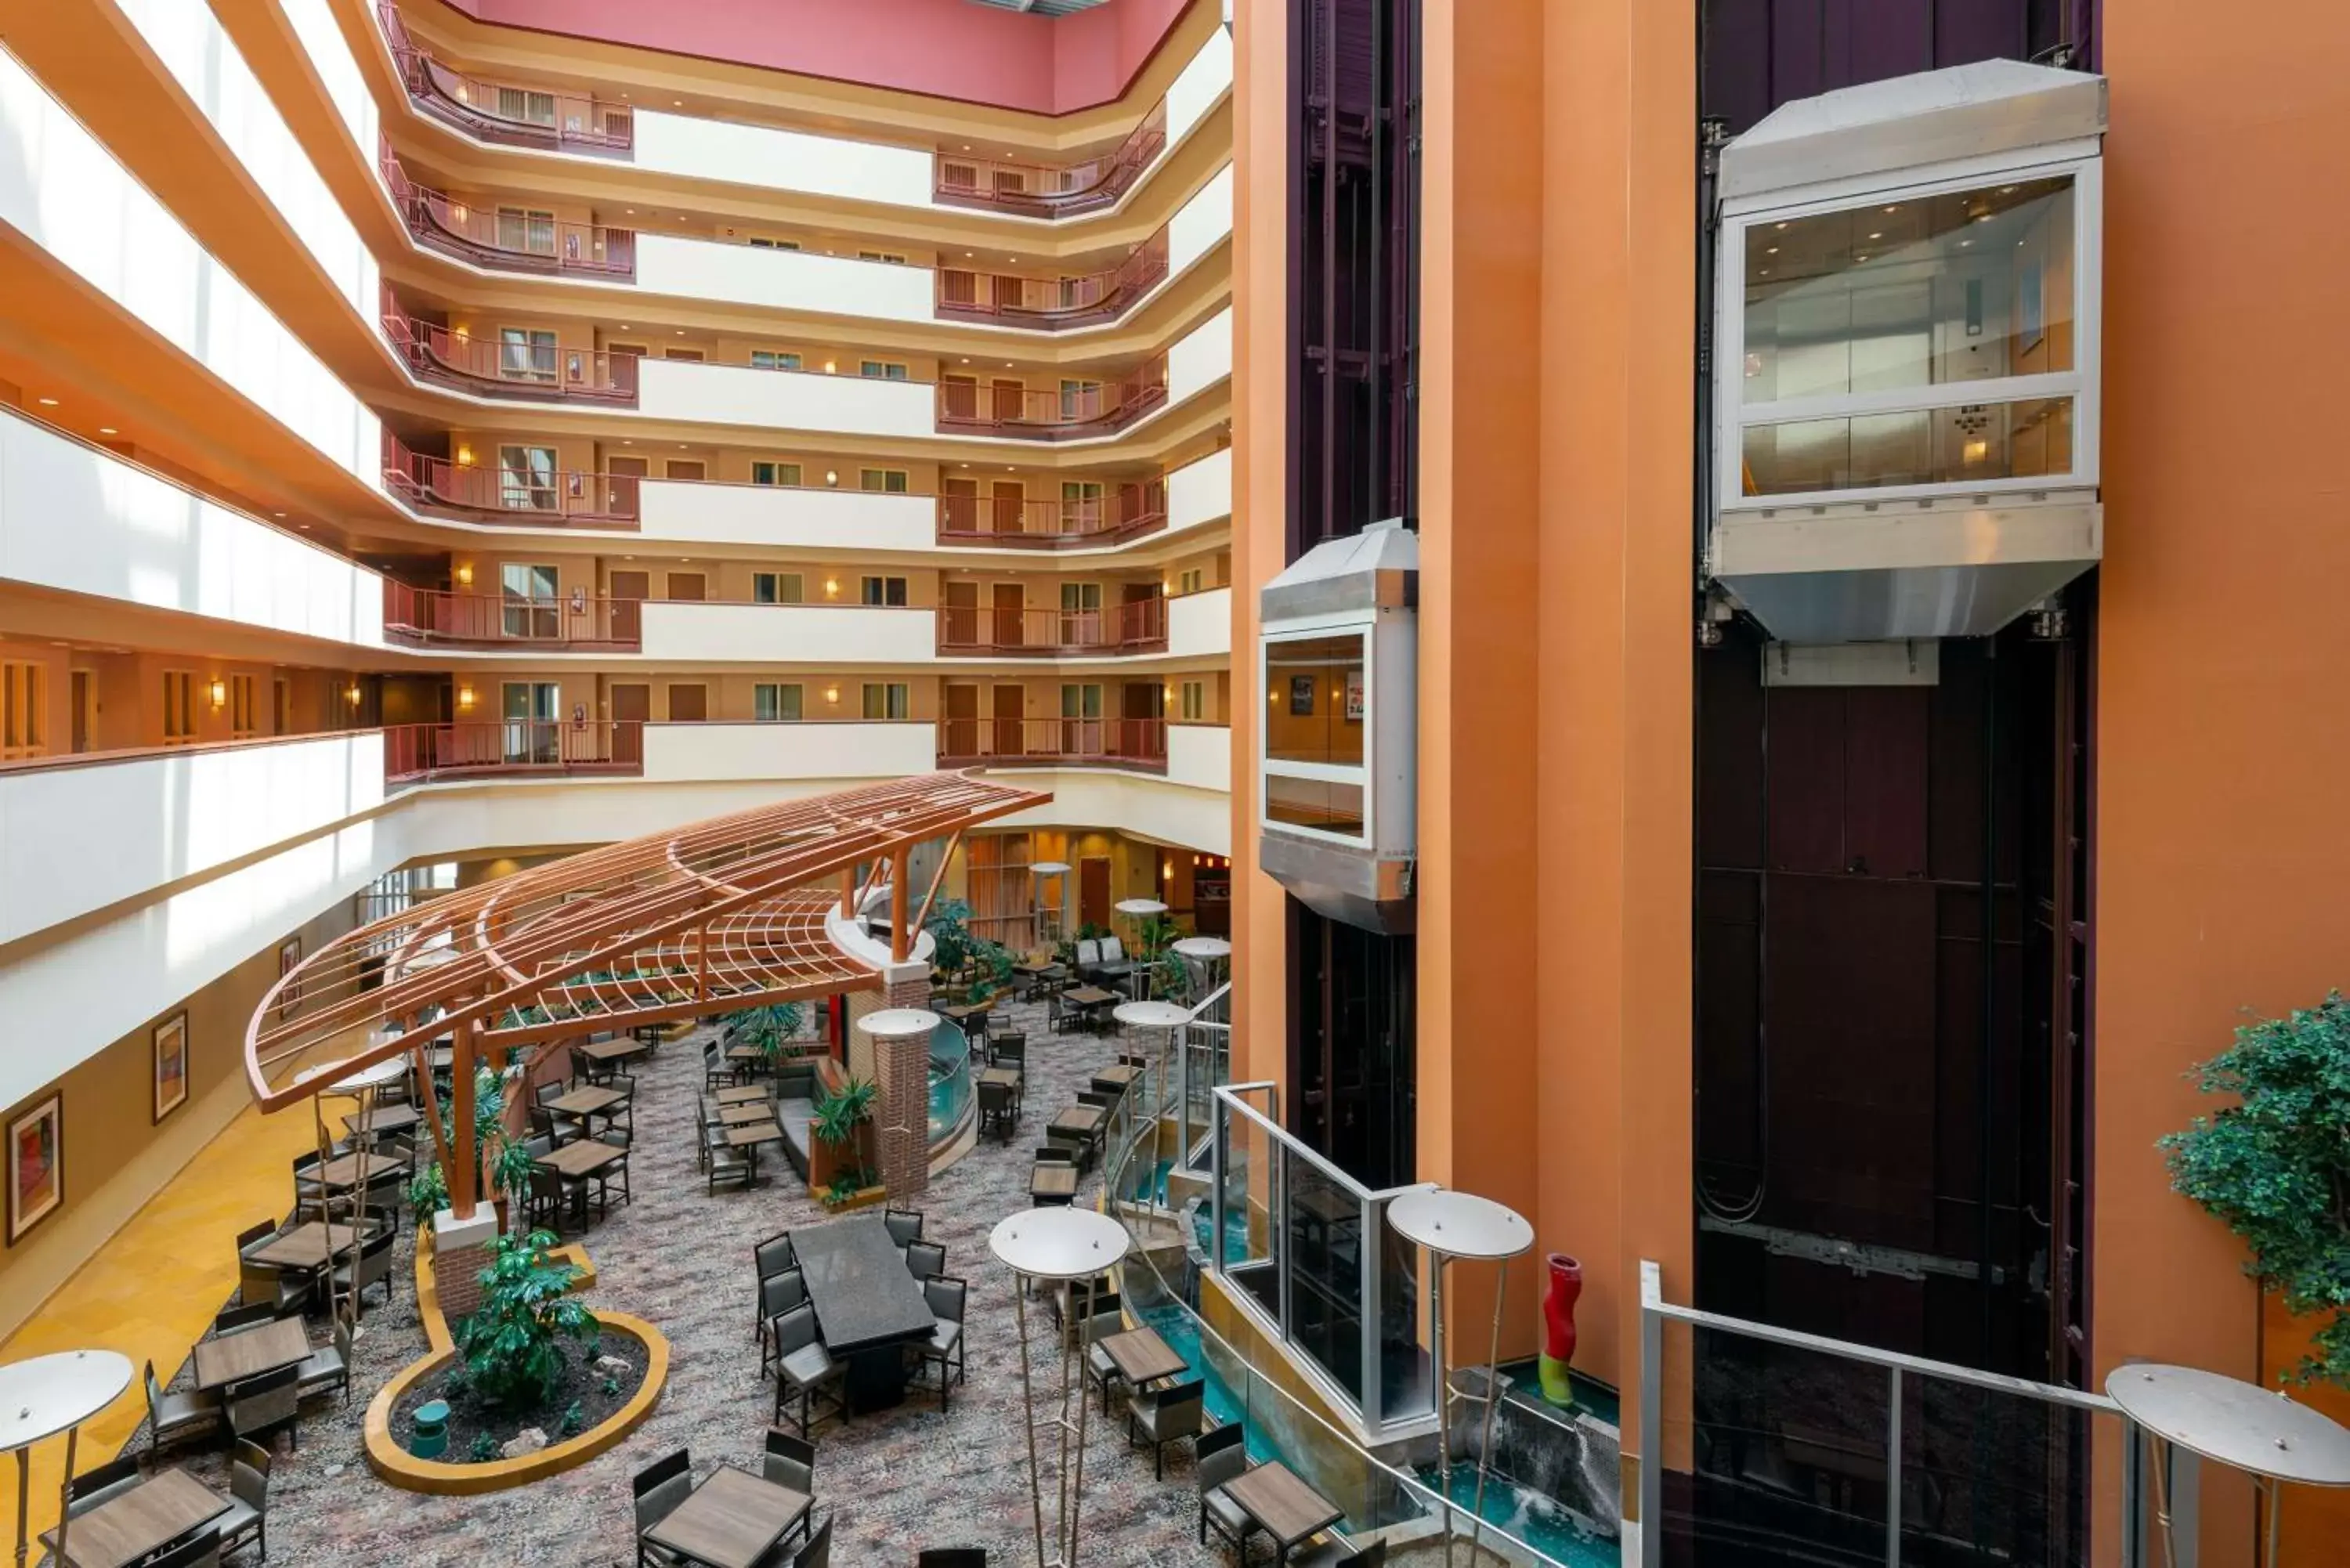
(244, 772, 1050, 1218)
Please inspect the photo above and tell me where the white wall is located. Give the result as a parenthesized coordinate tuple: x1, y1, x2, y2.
(0, 731, 385, 949)
(637, 480, 937, 552)
(282, 0, 377, 157)
(642, 721, 938, 782)
(634, 236, 936, 321)
(0, 49, 378, 486)
(1167, 722, 1232, 796)
(1166, 446, 1232, 537)
(632, 112, 935, 208)
(0, 410, 386, 645)
(1170, 587, 1232, 659)
(1163, 27, 1235, 150)
(1167, 305, 1235, 406)
(991, 761, 1231, 857)
(634, 359, 936, 439)
(1168, 163, 1234, 276)
(110, 0, 378, 322)
(637, 602, 936, 663)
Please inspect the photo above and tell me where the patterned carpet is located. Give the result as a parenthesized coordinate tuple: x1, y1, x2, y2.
(139, 995, 1232, 1567)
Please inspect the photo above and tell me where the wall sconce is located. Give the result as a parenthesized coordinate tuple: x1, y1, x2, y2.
(457, 685, 475, 710)
(823, 579, 841, 598)
(208, 678, 226, 710)
(455, 562, 473, 587)
(345, 684, 363, 706)
(456, 445, 475, 466)
(450, 204, 468, 224)
(824, 471, 838, 488)
(1162, 861, 1175, 882)
(824, 686, 841, 704)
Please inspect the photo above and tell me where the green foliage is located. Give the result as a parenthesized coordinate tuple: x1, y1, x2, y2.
(468, 1431, 500, 1463)
(924, 898, 983, 975)
(487, 1133, 537, 1204)
(451, 1229, 600, 1411)
(822, 1168, 877, 1208)
(737, 1002, 808, 1061)
(559, 1400, 584, 1439)
(1148, 948, 1189, 1003)
(2161, 992, 2350, 1386)
(812, 1075, 878, 1150)
(407, 1161, 450, 1227)
(600, 1375, 621, 1398)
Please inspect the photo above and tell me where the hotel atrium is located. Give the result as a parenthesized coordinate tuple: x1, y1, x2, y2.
(0, 1, 2343, 1565)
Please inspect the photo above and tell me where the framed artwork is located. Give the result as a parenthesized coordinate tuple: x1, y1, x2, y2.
(278, 937, 302, 1022)
(1343, 668, 1366, 722)
(1288, 675, 1318, 717)
(153, 1013, 190, 1125)
(8, 1096, 61, 1244)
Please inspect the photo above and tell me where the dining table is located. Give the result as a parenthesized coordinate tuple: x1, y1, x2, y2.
(1062, 985, 1119, 1030)
(1095, 1324, 1189, 1389)
(191, 1316, 312, 1393)
(344, 1101, 421, 1136)
(311, 1150, 400, 1191)
(546, 1085, 626, 1132)
(1090, 1063, 1142, 1096)
(537, 1140, 628, 1180)
(40, 1469, 230, 1568)
(978, 1064, 1024, 1092)
(790, 1215, 940, 1412)
(1223, 1461, 1347, 1566)
(724, 1120, 785, 1185)
(579, 1036, 652, 1066)
(243, 1221, 363, 1272)
(1029, 1163, 1079, 1203)
(719, 1101, 776, 1126)
(641, 1465, 812, 1568)
(1048, 1104, 1107, 1140)
(714, 1083, 770, 1105)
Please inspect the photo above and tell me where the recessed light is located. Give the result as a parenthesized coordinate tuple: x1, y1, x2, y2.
(35, 396, 56, 406)
(620, 323, 632, 331)
(1867, 231, 1882, 240)
(97, 425, 116, 435)
(962, 145, 971, 152)
(1959, 239, 1972, 248)
(1883, 204, 1900, 213)
(961, 357, 971, 363)
(1758, 269, 1770, 276)
(1774, 222, 1788, 230)
(673, 100, 682, 107)
(1765, 247, 1778, 255)
(965, 251, 974, 258)
(624, 439, 634, 444)
(2001, 186, 2018, 195)
(273, 511, 287, 518)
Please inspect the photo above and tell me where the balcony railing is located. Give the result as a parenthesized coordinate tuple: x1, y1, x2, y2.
(936, 716, 1167, 772)
(384, 720, 640, 782)
(935, 226, 1171, 330)
(375, 2, 633, 156)
(936, 360, 1167, 441)
(935, 104, 1167, 218)
(379, 141, 635, 278)
(382, 583, 642, 649)
(382, 433, 640, 528)
(935, 481, 1166, 547)
(936, 598, 1166, 656)
(381, 296, 638, 405)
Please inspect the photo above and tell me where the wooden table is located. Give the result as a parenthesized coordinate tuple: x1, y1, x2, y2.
(714, 1084, 769, 1105)
(1049, 1104, 1107, 1138)
(1224, 1461, 1346, 1565)
(725, 1120, 784, 1184)
(1064, 985, 1119, 1031)
(42, 1469, 229, 1568)
(1029, 1164, 1079, 1202)
(547, 1086, 626, 1127)
(1091, 1064, 1142, 1094)
(190, 1316, 312, 1393)
(641, 1465, 812, 1568)
(938, 1001, 989, 1024)
(725, 1045, 765, 1064)
(978, 1065, 1024, 1091)
(720, 1101, 777, 1126)
(538, 1140, 627, 1179)
(312, 1150, 400, 1191)
(579, 1036, 650, 1064)
(343, 1102, 420, 1135)
(1096, 1324, 1188, 1388)
(244, 1221, 361, 1271)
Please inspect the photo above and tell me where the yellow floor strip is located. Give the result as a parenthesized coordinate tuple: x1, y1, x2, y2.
(0, 1097, 349, 1556)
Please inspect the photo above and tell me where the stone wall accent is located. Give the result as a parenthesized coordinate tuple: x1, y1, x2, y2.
(873, 1024, 929, 1201)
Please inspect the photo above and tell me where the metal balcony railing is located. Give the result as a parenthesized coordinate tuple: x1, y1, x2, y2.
(379, 140, 635, 278)
(936, 360, 1168, 440)
(935, 716, 1168, 772)
(375, 2, 633, 155)
(935, 481, 1167, 547)
(935, 598, 1166, 656)
(934, 103, 1167, 218)
(382, 720, 641, 782)
(935, 226, 1172, 330)
(381, 295, 638, 404)
(381, 432, 640, 527)
(381, 584, 643, 649)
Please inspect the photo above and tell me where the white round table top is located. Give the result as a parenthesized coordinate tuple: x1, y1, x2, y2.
(990, 1207, 1130, 1281)
(296, 1055, 410, 1094)
(1030, 861, 1072, 876)
(1114, 1000, 1191, 1031)
(1171, 937, 1232, 960)
(1114, 898, 1170, 916)
(857, 1008, 941, 1040)
(0, 1350, 133, 1451)
(2104, 1364, 2350, 1487)
(1387, 1189, 1535, 1261)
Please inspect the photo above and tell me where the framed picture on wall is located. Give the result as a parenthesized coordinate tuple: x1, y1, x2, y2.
(153, 1013, 190, 1124)
(1288, 674, 1317, 717)
(8, 1095, 61, 1244)
(1343, 668, 1365, 722)
(277, 937, 302, 1021)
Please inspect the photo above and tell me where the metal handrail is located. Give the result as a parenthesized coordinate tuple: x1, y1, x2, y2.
(935, 225, 1173, 329)
(375, 2, 634, 155)
(378, 139, 635, 278)
(933, 103, 1168, 217)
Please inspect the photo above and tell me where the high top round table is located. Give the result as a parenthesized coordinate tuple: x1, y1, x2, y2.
(991, 1209, 1131, 1568)
(1387, 1189, 1535, 1568)
(2105, 1362, 2350, 1568)
(1110, 899, 1168, 998)
(0, 1348, 134, 1568)
(1031, 862, 1072, 942)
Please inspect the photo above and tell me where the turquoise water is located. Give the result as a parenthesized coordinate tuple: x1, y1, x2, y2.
(1419, 1461, 1619, 1568)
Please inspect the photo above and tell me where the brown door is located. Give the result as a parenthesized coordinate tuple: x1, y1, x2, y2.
(667, 683, 707, 722)
(991, 583, 1025, 649)
(608, 345, 645, 396)
(666, 572, 705, 602)
(609, 569, 648, 641)
(944, 683, 979, 760)
(991, 481, 1025, 535)
(664, 460, 706, 482)
(607, 455, 648, 517)
(611, 682, 649, 764)
(1079, 857, 1111, 931)
(942, 581, 979, 648)
(942, 475, 979, 534)
(942, 374, 978, 421)
(990, 378, 1025, 423)
(1121, 581, 1163, 645)
(992, 685, 1026, 758)
(1123, 681, 1166, 760)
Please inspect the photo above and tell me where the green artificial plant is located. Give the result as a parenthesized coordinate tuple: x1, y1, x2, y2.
(2160, 990, 2350, 1386)
(451, 1228, 600, 1411)
(812, 1075, 879, 1151)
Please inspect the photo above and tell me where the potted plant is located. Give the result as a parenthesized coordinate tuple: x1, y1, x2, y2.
(451, 1228, 599, 1411)
(2161, 991, 2350, 1386)
(808, 1075, 879, 1200)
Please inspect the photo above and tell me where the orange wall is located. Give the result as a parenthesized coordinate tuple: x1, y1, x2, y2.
(2095, 5, 2350, 1563)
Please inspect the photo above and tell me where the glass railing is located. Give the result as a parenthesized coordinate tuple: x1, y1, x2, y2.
(927, 1016, 974, 1147)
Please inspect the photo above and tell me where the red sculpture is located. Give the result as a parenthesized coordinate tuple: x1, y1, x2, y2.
(1538, 1252, 1582, 1406)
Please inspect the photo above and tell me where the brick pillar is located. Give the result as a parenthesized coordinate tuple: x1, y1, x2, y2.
(431, 1208, 501, 1323)
(862, 966, 934, 1202)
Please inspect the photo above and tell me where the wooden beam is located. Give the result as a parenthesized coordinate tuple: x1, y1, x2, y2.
(910, 828, 964, 940)
(890, 844, 911, 963)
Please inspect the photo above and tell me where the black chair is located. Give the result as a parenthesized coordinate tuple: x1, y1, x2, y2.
(632, 1447, 692, 1568)
(991, 1031, 1027, 1069)
(794, 1516, 833, 1568)
(762, 1427, 817, 1545)
(526, 1167, 569, 1234)
(298, 1320, 352, 1405)
(903, 1241, 947, 1283)
(332, 1229, 398, 1310)
(913, 1275, 967, 1411)
(757, 1268, 810, 1377)
(591, 1127, 634, 1212)
(754, 1230, 797, 1281)
(212, 1439, 273, 1562)
(62, 1454, 142, 1519)
(1197, 1425, 1256, 1553)
(883, 1209, 924, 1248)
(1291, 1536, 1388, 1568)
(146, 1527, 222, 1568)
(916, 1552, 987, 1568)
(213, 1302, 280, 1335)
(978, 1080, 1018, 1142)
(1126, 1378, 1206, 1479)
(771, 1302, 846, 1440)
(225, 1364, 300, 1451)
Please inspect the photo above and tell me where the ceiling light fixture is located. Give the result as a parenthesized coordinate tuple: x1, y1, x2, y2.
(35, 397, 56, 406)
(1867, 231, 1883, 240)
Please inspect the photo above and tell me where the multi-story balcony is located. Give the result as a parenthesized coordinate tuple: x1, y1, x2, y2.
(936, 600, 1167, 657)
(935, 482, 1166, 548)
(383, 719, 638, 781)
(379, 140, 635, 277)
(936, 717, 1168, 773)
(934, 107, 1167, 218)
(383, 433, 639, 527)
(381, 301, 635, 404)
(374, 2, 633, 156)
(381, 585, 642, 650)
(935, 226, 1171, 330)
(937, 362, 1167, 441)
